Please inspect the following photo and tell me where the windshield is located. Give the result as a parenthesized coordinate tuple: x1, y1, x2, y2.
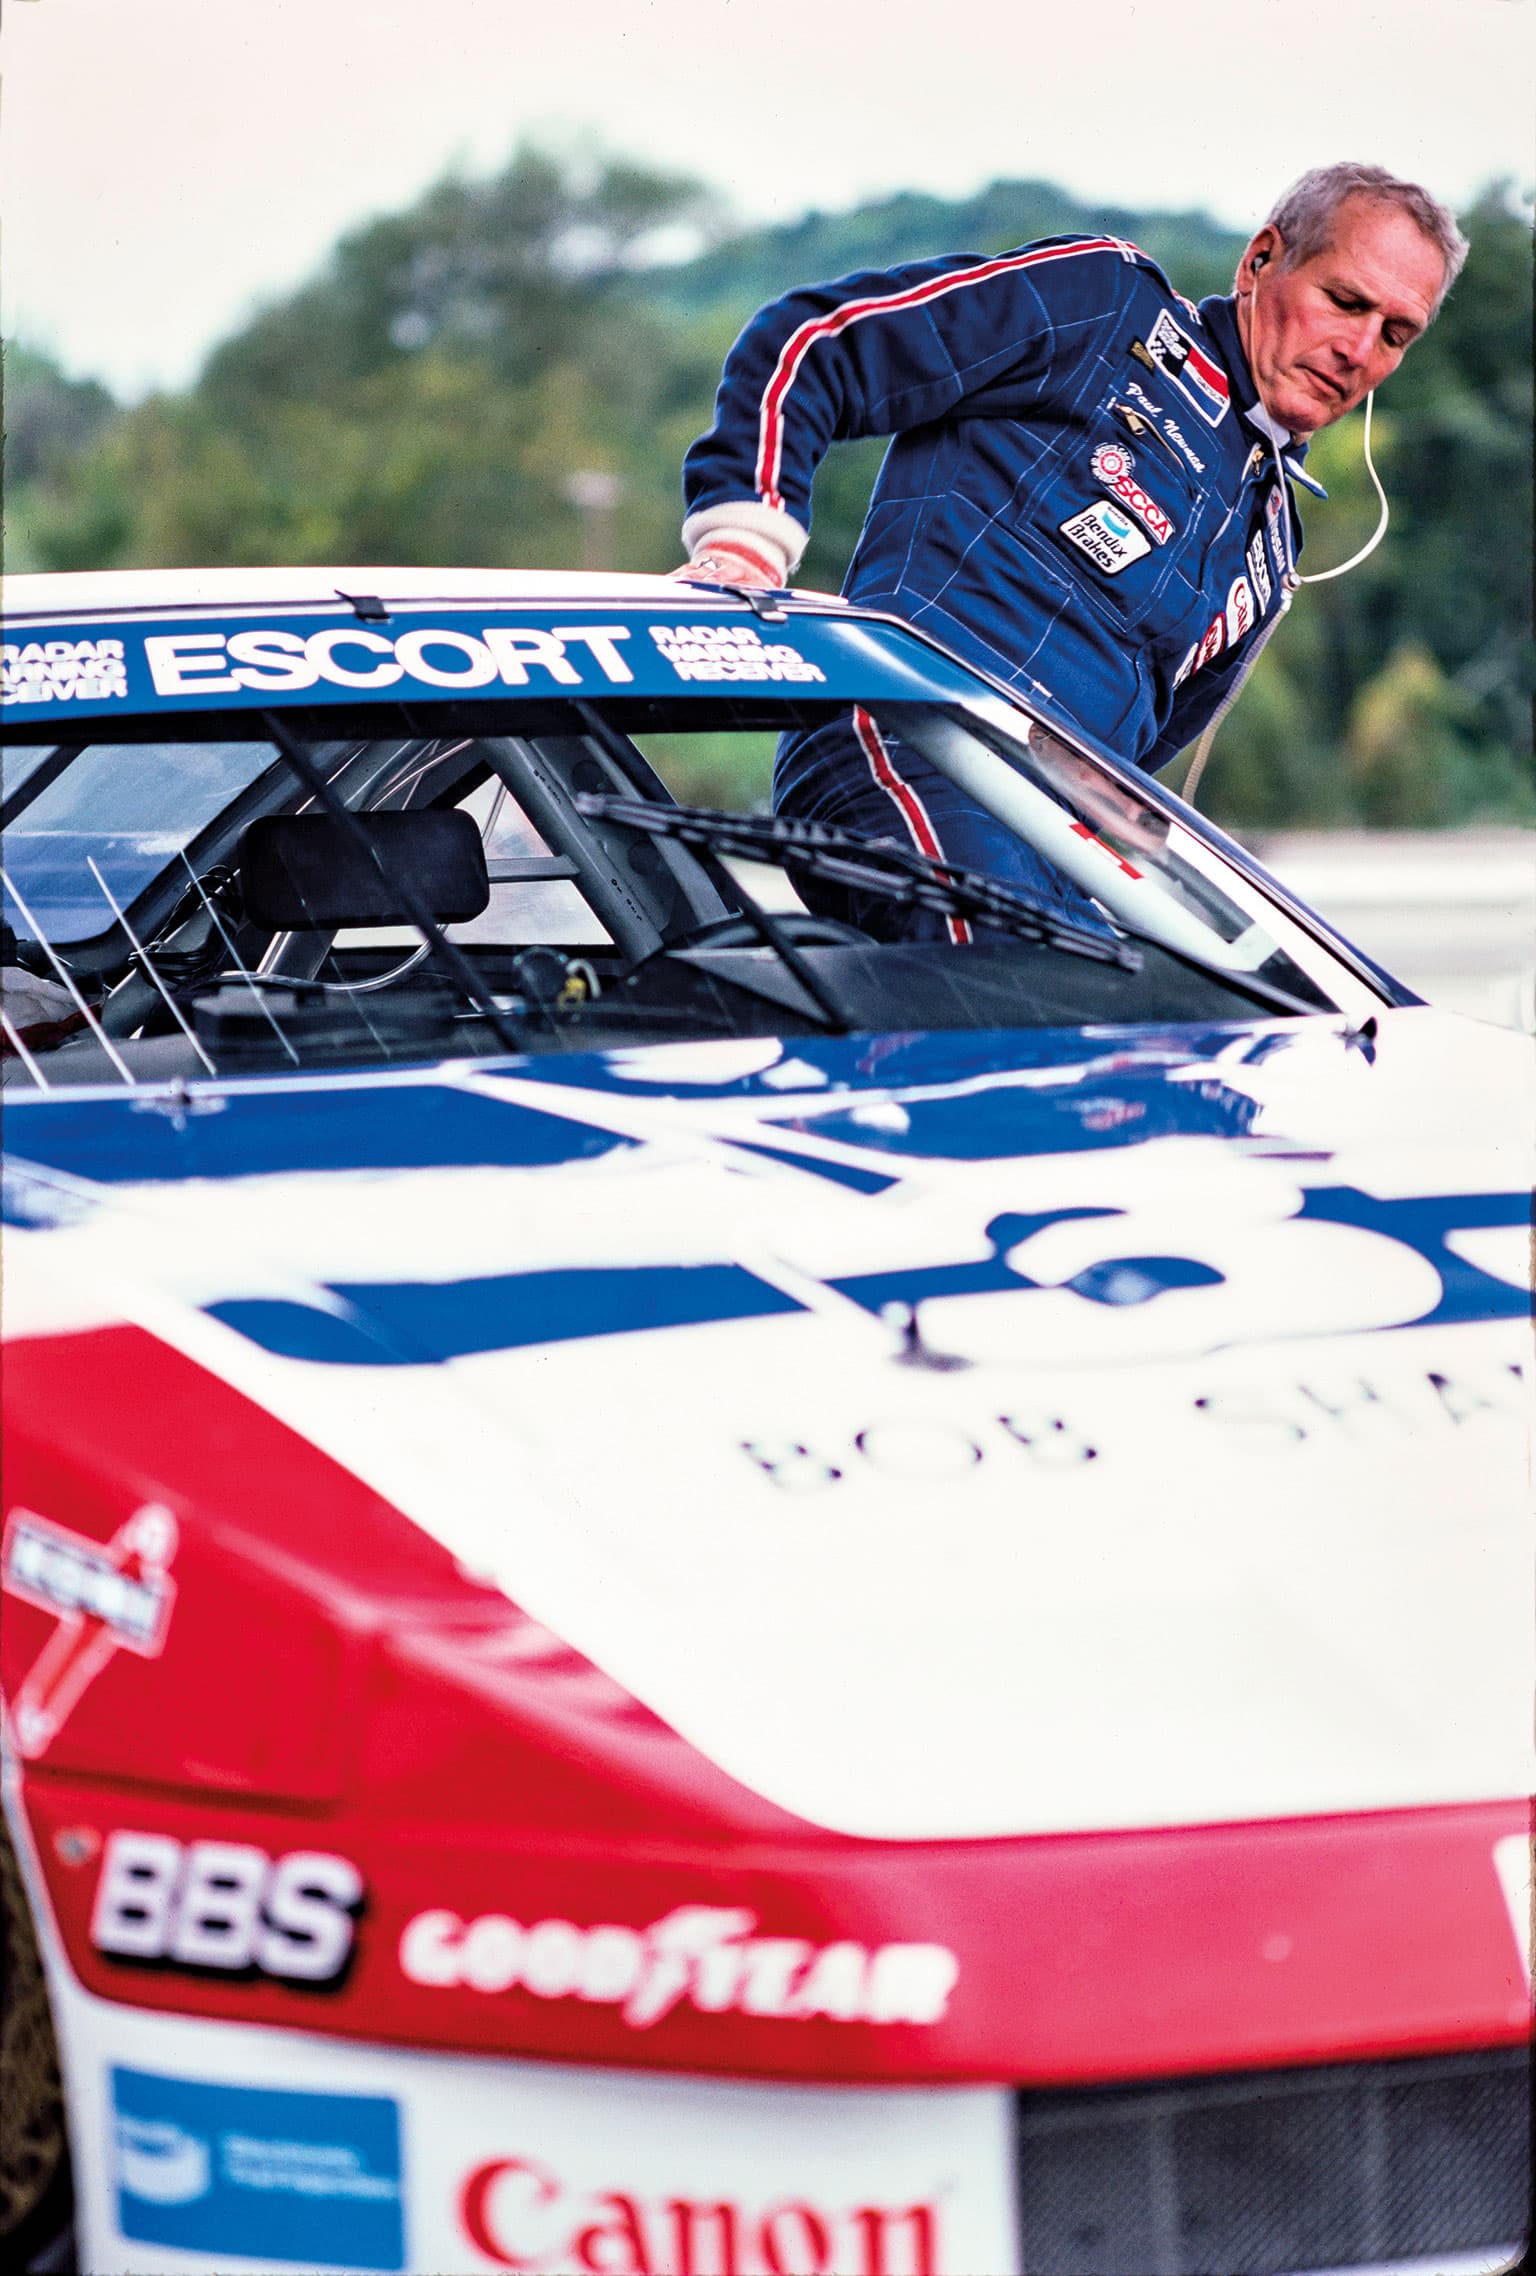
(1, 678, 1373, 1090)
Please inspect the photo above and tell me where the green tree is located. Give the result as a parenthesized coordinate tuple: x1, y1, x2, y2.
(13, 155, 1530, 827)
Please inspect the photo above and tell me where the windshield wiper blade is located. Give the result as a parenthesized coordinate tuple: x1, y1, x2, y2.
(575, 795, 1140, 970)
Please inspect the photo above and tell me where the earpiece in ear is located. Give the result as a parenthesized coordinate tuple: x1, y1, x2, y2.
(1252, 252, 1269, 270)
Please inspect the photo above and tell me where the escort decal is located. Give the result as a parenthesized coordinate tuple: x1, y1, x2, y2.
(400, 1903, 958, 2029)
(92, 1832, 363, 1985)
(0, 609, 951, 725)
(1139, 310, 1232, 427)
(1088, 443, 1175, 544)
(1121, 378, 1208, 471)
(1057, 499, 1151, 574)
(110, 2069, 404, 2269)
(2, 1504, 178, 1759)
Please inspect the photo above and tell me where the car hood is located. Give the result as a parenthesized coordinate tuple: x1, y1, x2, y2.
(5, 1008, 1531, 1841)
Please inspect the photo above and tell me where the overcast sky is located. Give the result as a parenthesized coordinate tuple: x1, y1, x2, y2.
(4, 0, 1532, 399)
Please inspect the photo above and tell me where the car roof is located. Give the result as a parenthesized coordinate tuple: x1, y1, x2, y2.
(0, 566, 834, 622)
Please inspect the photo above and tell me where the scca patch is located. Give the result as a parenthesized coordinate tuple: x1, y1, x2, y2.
(1137, 310, 1231, 427)
(1089, 443, 1175, 545)
(1058, 499, 1152, 575)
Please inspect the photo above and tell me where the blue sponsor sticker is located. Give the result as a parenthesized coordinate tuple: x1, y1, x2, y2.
(0, 608, 981, 724)
(110, 2067, 404, 2269)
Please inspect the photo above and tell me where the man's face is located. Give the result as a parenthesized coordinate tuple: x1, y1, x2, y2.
(1236, 195, 1445, 437)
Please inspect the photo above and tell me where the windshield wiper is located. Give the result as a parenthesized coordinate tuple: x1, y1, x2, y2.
(574, 795, 1140, 969)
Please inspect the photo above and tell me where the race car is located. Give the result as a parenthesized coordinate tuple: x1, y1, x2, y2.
(1, 566, 1530, 2276)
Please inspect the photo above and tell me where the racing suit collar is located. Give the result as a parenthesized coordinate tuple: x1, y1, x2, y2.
(1197, 294, 1310, 465)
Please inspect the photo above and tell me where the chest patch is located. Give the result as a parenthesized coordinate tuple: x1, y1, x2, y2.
(1246, 530, 1273, 613)
(1058, 499, 1153, 575)
(1090, 443, 1175, 544)
(1136, 310, 1231, 427)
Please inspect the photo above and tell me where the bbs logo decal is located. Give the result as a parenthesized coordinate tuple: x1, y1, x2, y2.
(1142, 310, 1231, 426)
(1089, 443, 1175, 544)
(1246, 531, 1273, 613)
(1058, 499, 1152, 575)
(92, 1831, 363, 1985)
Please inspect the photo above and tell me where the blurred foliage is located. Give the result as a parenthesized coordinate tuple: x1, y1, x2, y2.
(5, 149, 1530, 826)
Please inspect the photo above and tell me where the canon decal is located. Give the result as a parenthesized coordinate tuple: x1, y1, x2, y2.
(91, 1831, 364, 1985)
(400, 1904, 959, 2029)
(459, 2156, 939, 2276)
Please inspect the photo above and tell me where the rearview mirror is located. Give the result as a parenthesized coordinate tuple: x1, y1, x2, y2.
(238, 811, 490, 929)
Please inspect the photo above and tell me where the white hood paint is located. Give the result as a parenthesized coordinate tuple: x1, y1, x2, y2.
(6, 1010, 1532, 1840)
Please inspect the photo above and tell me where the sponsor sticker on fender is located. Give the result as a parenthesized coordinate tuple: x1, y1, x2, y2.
(1058, 499, 1151, 575)
(91, 1831, 363, 1985)
(430, 2067, 1017, 2276)
(401, 1902, 958, 2029)
(460, 2159, 944, 2276)
(2, 1504, 177, 1759)
(1137, 310, 1231, 427)
(110, 2068, 403, 2269)
(1089, 443, 1174, 545)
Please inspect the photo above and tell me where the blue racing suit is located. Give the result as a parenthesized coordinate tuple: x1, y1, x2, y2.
(681, 234, 1313, 940)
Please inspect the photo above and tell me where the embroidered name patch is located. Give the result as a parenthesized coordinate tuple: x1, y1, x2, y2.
(1122, 379, 1208, 472)
(1058, 500, 1152, 574)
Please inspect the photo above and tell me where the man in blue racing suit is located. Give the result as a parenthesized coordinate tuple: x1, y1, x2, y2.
(677, 162, 1465, 941)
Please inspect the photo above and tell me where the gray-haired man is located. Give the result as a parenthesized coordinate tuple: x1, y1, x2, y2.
(676, 165, 1467, 938)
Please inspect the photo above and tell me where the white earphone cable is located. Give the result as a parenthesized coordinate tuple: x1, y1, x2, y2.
(1184, 252, 1390, 804)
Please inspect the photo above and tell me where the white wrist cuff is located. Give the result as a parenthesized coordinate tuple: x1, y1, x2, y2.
(682, 501, 809, 580)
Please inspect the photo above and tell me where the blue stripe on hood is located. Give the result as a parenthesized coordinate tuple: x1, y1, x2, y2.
(2, 1084, 632, 1186)
(208, 1261, 805, 1365)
